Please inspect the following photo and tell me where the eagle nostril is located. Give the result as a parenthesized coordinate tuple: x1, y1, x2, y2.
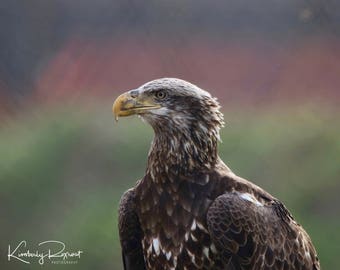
(129, 90, 139, 98)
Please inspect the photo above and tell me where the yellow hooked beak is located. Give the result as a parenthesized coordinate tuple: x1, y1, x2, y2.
(112, 91, 161, 121)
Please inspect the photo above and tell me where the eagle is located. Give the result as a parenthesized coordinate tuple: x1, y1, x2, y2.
(113, 78, 320, 270)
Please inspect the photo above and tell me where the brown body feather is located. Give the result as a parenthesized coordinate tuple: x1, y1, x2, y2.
(116, 78, 320, 270)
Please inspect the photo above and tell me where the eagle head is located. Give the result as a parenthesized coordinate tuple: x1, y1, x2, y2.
(113, 78, 224, 135)
(113, 78, 224, 172)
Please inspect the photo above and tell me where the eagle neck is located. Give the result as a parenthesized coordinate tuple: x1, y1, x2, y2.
(146, 126, 218, 180)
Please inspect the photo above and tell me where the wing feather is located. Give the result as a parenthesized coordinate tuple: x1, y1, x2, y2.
(118, 188, 146, 270)
(207, 192, 320, 270)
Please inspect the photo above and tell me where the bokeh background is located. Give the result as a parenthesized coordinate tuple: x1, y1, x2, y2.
(1, 1, 339, 269)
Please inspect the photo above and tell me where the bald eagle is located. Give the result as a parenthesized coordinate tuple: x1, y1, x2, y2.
(113, 78, 320, 270)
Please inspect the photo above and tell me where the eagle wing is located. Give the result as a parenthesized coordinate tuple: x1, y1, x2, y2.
(118, 188, 146, 270)
(207, 192, 320, 270)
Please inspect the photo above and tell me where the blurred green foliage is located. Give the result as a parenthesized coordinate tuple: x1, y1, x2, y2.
(0, 104, 339, 269)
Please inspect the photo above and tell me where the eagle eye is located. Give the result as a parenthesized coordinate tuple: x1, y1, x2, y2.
(154, 90, 167, 100)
